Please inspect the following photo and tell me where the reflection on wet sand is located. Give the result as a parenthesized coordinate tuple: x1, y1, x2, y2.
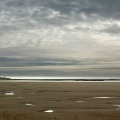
(93, 97, 117, 98)
(25, 103, 35, 106)
(44, 110, 54, 113)
(5, 91, 14, 95)
(76, 101, 85, 102)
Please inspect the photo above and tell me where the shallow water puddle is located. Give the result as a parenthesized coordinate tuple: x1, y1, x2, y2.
(25, 103, 35, 106)
(93, 97, 116, 99)
(44, 110, 54, 113)
(17, 97, 23, 99)
(113, 104, 120, 109)
(5, 91, 14, 95)
(76, 101, 85, 102)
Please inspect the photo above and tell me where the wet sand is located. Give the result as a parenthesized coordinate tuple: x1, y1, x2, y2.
(0, 82, 120, 120)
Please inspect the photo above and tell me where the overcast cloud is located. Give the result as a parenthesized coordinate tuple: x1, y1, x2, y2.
(0, 0, 120, 78)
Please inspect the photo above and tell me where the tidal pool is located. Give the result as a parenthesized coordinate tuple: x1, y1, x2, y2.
(93, 97, 116, 99)
(44, 110, 54, 113)
(76, 101, 85, 102)
(25, 103, 35, 106)
(5, 91, 14, 95)
(113, 104, 120, 108)
(17, 97, 23, 99)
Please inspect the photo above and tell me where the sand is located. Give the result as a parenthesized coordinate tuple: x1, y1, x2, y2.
(0, 82, 120, 120)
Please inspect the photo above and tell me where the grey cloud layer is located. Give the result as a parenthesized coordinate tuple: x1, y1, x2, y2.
(1, 0, 120, 28)
(1, 0, 120, 36)
(4, 0, 120, 20)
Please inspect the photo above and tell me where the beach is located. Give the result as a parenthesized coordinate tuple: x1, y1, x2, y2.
(0, 81, 120, 120)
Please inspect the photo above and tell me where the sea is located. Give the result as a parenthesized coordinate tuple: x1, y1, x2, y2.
(0, 76, 120, 82)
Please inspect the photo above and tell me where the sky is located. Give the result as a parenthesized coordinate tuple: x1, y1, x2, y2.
(0, 0, 120, 78)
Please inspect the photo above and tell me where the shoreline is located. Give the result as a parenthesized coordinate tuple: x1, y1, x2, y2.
(0, 80, 120, 82)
